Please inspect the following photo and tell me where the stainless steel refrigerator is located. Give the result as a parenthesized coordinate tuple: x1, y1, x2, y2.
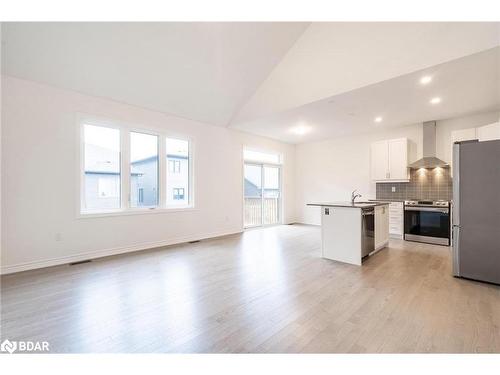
(452, 139, 500, 284)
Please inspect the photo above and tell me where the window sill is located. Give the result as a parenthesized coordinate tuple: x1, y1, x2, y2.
(77, 206, 197, 219)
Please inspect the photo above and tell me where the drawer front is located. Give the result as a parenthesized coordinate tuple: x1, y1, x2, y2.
(389, 216, 403, 226)
(390, 210, 403, 217)
(389, 224, 403, 235)
(389, 211, 403, 222)
(389, 202, 403, 208)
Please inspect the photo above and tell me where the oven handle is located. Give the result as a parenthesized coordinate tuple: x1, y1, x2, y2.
(404, 207, 449, 213)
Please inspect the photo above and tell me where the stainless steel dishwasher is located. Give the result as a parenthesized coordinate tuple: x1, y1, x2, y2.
(361, 207, 375, 257)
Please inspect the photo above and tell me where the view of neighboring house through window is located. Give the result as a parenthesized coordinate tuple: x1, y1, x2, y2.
(81, 120, 192, 214)
(130, 132, 159, 207)
(98, 177, 120, 198)
(244, 164, 262, 226)
(173, 188, 185, 200)
(138, 188, 144, 203)
(166, 138, 190, 206)
(243, 148, 282, 227)
(169, 159, 181, 173)
(83, 124, 121, 211)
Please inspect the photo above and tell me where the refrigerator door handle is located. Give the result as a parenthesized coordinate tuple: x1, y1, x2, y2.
(452, 225, 460, 277)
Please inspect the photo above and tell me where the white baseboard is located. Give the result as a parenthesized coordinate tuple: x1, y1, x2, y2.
(1, 227, 243, 275)
(374, 240, 389, 252)
(292, 221, 320, 226)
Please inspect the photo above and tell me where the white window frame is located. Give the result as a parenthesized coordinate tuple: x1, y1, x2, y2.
(77, 114, 195, 218)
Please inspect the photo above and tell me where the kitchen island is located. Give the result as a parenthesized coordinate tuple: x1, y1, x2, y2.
(307, 202, 390, 265)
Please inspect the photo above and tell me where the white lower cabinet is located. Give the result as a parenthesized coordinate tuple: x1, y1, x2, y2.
(388, 202, 404, 238)
(375, 205, 389, 250)
(321, 206, 363, 266)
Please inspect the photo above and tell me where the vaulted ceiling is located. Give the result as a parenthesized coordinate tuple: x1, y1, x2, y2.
(2, 22, 500, 142)
(1, 22, 309, 126)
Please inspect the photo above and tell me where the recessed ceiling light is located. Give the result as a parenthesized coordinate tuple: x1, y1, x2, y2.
(290, 125, 311, 135)
(420, 76, 432, 85)
(374, 117, 383, 123)
(430, 97, 442, 104)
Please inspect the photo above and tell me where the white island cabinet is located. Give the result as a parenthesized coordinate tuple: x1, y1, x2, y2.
(307, 202, 390, 266)
(375, 205, 389, 250)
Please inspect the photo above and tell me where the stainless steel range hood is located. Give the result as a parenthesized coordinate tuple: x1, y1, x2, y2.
(409, 121, 449, 169)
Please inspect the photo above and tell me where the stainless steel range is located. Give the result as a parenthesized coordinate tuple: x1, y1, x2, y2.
(404, 200, 450, 246)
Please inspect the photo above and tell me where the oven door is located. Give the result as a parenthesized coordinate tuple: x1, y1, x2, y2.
(404, 207, 450, 245)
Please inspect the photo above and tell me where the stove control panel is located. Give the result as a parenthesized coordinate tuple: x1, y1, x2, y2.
(404, 200, 449, 207)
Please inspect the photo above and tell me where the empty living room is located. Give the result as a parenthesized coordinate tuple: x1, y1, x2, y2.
(1, 1, 500, 373)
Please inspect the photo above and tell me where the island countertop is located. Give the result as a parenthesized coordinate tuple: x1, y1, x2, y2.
(368, 198, 406, 202)
(307, 201, 390, 208)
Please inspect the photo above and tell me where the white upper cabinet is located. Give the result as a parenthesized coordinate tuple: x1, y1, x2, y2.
(450, 123, 500, 176)
(477, 122, 500, 141)
(388, 138, 409, 180)
(370, 140, 389, 181)
(451, 127, 477, 144)
(370, 138, 409, 182)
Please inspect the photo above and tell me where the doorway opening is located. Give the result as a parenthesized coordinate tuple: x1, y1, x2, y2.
(243, 149, 282, 228)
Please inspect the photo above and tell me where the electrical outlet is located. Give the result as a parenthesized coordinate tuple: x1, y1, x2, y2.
(55, 233, 62, 242)
(391, 186, 396, 192)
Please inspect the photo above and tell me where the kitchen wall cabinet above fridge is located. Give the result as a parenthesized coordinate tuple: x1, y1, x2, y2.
(450, 122, 500, 176)
(370, 138, 409, 182)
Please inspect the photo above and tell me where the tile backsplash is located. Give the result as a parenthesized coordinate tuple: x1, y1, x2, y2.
(376, 167, 452, 201)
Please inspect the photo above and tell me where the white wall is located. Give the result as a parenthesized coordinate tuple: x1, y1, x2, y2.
(0, 76, 296, 274)
(0, 25, 2, 263)
(296, 110, 499, 225)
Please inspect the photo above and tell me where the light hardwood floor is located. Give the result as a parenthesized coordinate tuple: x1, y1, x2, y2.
(1, 224, 499, 353)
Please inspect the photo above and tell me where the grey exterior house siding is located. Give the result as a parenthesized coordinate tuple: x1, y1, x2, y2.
(85, 154, 188, 209)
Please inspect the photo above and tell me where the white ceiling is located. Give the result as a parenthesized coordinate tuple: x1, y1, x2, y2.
(1, 22, 308, 126)
(2, 22, 499, 143)
(231, 47, 500, 143)
(232, 22, 500, 125)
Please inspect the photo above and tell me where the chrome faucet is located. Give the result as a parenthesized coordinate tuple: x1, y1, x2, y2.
(351, 190, 362, 204)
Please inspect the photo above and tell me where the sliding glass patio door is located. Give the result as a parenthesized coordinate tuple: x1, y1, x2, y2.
(244, 163, 281, 228)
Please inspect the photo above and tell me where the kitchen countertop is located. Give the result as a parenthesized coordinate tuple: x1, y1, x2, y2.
(307, 201, 390, 208)
(368, 198, 406, 202)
